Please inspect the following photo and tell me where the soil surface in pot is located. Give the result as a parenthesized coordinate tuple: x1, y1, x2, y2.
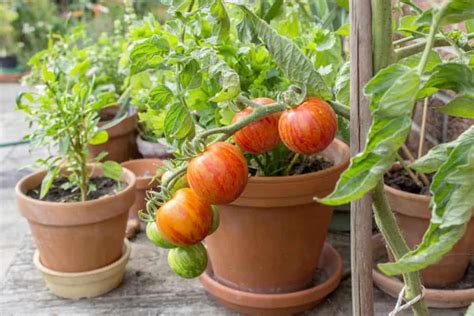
(27, 177, 124, 202)
(384, 168, 432, 195)
(249, 155, 334, 176)
(99, 112, 116, 121)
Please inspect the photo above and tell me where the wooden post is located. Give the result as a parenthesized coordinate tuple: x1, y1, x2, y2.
(349, 0, 374, 315)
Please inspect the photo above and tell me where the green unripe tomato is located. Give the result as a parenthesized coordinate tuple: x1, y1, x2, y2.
(209, 205, 220, 235)
(168, 242, 208, 279)
(146, 222, 176, 249)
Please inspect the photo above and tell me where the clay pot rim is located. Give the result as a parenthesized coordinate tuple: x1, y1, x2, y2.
(247, 139, 350, 184)
(383, 183, 431, 203)
(372, 234, 474, 308)
(34, 239, 131, 277)
(121, 158, 163, 190)
(200, 242, 343, 308)
(15, 166, 137, 207)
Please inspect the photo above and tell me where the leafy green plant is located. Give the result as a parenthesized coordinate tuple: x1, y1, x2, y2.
(17, 38, 123, 202)
(0, 4, 18, 56)
(319, 0, 473, 314)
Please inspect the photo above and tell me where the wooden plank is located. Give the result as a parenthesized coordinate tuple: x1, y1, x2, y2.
(349, 0, 375, 315)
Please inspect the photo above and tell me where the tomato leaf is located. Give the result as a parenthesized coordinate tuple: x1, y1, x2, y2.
(130, 35, 170, 74)
(437, 94, 474, 119)
(210, 0, 230, 41)
(320, 68, 421, 205)
(179, 59, 202, 90)
(238, 5, 332, 99)
(441, 0, 474, 25)
(102, 161, 123, 182)
(379, 126, 474, 275)
(164, 103, 195, 142)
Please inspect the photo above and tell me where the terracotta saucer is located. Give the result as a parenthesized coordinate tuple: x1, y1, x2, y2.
(34, 239, 131, 299)
(200, 242, 343, 315)
(372, 234, 474, 309)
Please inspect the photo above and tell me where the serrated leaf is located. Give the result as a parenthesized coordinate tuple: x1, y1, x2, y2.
(130, 35, 170, 74)
(102, 161, 123, 182)
(179, 59, 202, 90)
(40, 167, 59, 199)
(148, 85, 173, 108)
(335, 61, 350, 106)
(379, 127, 474, 275)
(164, 103, 195, 142)
(437, 94, 474, 119)
(321, 68, 420, 205)
(210, 0, 230, 41)
(239, 5, 331, 99)
(89, 130, 109, 145)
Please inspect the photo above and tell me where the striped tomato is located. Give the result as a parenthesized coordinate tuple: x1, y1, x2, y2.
(156, 188, 212, 246)
(168, 242, 208, 278)
(232, 97, 280, 154)
(187, 142, 248, 205)
(278, 97, 337, 155)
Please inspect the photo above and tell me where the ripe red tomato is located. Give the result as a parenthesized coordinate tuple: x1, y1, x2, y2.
(232, 97, 281, 154)
(278, 97, 337, 155)
(156, 188, 212, 246)
(187, 142, 248, 205)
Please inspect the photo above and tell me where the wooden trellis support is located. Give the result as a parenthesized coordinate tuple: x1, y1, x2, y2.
(349, 0, 374, 315)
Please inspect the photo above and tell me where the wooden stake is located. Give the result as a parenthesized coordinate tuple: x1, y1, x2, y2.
(350, 0, 374, 314)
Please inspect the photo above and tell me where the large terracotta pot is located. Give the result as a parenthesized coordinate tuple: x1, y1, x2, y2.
(384, 184, 474, 288)
(205, 139, 350, 294)
(89, 106, 139, 163)
(16, 167, 136, 273)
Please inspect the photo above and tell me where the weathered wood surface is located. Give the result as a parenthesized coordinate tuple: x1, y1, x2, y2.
(0, 230, 464, 315)
(349, 0, 375, 315)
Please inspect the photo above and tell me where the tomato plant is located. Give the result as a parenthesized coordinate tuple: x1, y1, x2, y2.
(187, 142, 249, 205)
(279, 97, 337, 155)
(232, 97, 281, 154)
(156, 188, 213, 246)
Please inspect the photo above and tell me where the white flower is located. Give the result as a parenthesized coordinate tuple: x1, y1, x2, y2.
(22, 23, 35, 34)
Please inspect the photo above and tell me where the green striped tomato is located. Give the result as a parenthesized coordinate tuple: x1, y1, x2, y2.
(209, 205, 220, 235)
(146, 222, 176, 249)
(168, 242, 208, 278)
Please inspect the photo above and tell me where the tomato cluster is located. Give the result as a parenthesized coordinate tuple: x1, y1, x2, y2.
(147, 97, 337, 278)
(232, 97, 337, 155)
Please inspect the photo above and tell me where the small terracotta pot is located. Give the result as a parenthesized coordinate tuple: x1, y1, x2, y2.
(384, 184, 474, 288)
(89, 106, 139, 163)
(121, 159, 162, 215)
(16, 167, 136, 273)
(136, 135, 174, 159)
(205, 139, 350, 294)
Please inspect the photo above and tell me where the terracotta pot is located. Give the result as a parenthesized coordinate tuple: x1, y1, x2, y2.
(205, 139, 350, 294)
(16, 167, 136, 273)
(121, 159, 162, 215)
(89, 106, 139, 163)
(384, 184, 474, 288)
(136, 135, 174, 159)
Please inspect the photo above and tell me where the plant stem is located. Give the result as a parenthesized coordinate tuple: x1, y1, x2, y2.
(329, 100, 350, 120)
(418, 98, 429, 159)
(400, 144, 430, 186)
(372, 0, 394, 71)
(284, 153, 299, 176)
(372, 181, 428, 316)
(396, 153, 423, 188)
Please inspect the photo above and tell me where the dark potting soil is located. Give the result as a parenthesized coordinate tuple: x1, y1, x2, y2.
(384, 168, 432, 195)
(99, 112, 116, 122)
(27, 177, 123, 202)
(288, 155, 334, 176)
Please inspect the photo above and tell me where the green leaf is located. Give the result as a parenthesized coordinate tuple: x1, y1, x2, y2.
(335, 0, 349, 10)
(263, 0, 283, 22)
(321, 68, 421, 205)
(69, 59, 91, 76)
(210, 0, 230, 41)
(148, 85, 173, 108)
(89, 130, 109, 145)
(335, 22, 349, 36)
(335, 61, 350, 106)
(164, 103, 195, 142)
(410, 141, 455, 174)
(179, 59, 202, 90)
(437, 94, 474, 119)
(441, 0, 474, 25)
(239, 5, 331, 99)
(40, 167, 59, 199)
(102, 161, 123, 182)
(379, 127, 474, 275)
(41, 65, 54, 82)
(398, 51, 442, 73)
(130, 35, 170, 74)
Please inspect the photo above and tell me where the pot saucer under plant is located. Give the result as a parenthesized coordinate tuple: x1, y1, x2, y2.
(0, 66, 28, 82)
(33, 239, 131, 299)
(200, 242, 343, 315)
(372, 234, 474, 309)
